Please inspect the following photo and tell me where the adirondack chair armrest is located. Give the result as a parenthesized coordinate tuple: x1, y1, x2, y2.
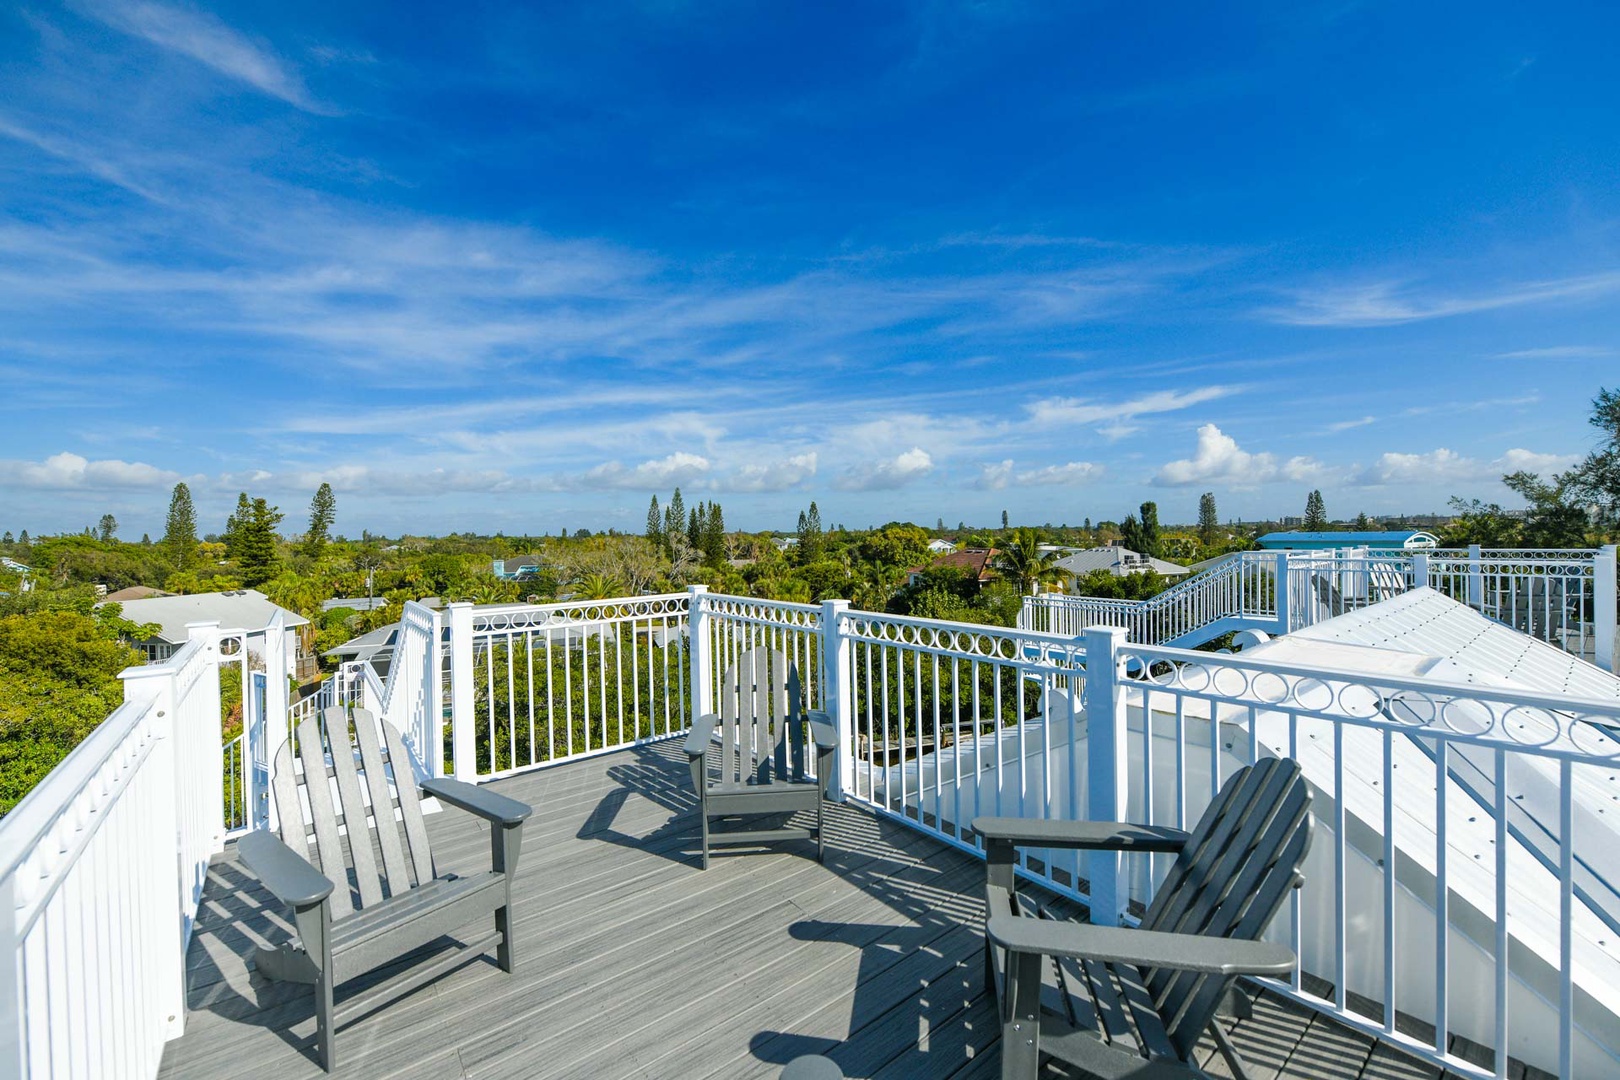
(972, 817, 1190, 853)
(985, 916, 1297, 978)
(806, 711, 838, 750)
(685, 713, 720, 759)
(239, 829, 335, 909)
(420, 777, 531, 825)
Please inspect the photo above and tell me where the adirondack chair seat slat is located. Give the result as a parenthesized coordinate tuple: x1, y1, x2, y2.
(684, 647, 837, 868)
(239, 706, 530, 1072)
(974, 756, 1313, 1080)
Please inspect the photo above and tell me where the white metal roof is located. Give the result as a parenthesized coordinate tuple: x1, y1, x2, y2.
(111, 589, 310, 644)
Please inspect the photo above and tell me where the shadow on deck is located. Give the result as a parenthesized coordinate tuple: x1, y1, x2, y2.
(158, 741, 1442, 1080)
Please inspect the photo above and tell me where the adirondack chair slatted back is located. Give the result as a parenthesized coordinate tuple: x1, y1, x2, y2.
(271, 707, 435, 918)
(1138, 757, 1313, 1058)
(716, 648, 808, 786)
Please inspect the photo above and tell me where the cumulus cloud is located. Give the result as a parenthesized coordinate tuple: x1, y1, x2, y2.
(1153, 425, 1322, 487)
(583, 451, 711, 490)
(1351, 448, 1579, 487)
(722, 453, 818, 493)
(837, 447, 933, 491)
(0, 451, 181, 490)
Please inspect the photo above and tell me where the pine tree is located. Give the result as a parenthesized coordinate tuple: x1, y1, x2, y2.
(1119, 514, 1144, 554)
(98, 514, 117, 542)
(1354, 511, 1370, 530)
(665, 488, 686, 542)
(1001, 509, 1009, 531)
(302, 482, 336, 559)
(237, 498, 284, 586)
(1137, 501, 1160, 557)
(141, 533, 150, 544)
(687, 506, 700, 548)
(1, 532, 11, 545)
(646, 495, 663, 550)
(1304, 490, 1328, 531)
(798, 501, 824, 563)
(701, 502, 726, 565)
(17, 530, 27, 545)
(223, 492, 250, 560)
(1197, 492, 1219, 547)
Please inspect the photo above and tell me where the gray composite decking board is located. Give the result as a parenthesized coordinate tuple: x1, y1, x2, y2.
(160, 741, 1441, 1080)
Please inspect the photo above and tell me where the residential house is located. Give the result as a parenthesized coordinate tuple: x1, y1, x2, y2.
(926, 538, 958, 555)
(491, 555, 545, 580)
(108, 589, 316, 681)
(905, 547, 997, 588)
(1052, 546, 1189, 592)
(103, 585, 172, 603)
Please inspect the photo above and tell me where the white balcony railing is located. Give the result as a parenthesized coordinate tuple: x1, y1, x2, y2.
(1021, 545, 1619, 673)
(5, 575, 1620, 1077)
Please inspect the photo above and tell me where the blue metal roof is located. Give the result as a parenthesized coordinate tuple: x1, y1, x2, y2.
(1256, 530, 1433, 545)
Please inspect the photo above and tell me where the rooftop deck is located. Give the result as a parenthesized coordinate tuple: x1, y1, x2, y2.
(159, 741, 1442, 1080)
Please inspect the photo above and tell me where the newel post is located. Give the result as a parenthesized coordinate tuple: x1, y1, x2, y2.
(1467, 544, 1484, 611)
(1412, 552, 1431, 594)
(186, 621, 226, 854)
(1272, 551, 1291, 636)
(447, 602, 477, 781)
(1597, 545, 1617, 674)
(118, 662, 187, 1039)
(820, 599, 853, 801)
(1083, 625, 1130, 926)
(687, 586, 712, 728)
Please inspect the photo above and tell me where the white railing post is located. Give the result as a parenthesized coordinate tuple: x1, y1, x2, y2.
(1083, 625, 1129, 926)
(1597, 545, 1618, 674)
(429, 606, 447, 776)
(261, 616, 289, 831)
(1273, 551, 1291, 635)
(0, 875, 16, 1080)
(448, 602, 477, 781)
(1412, 551, 1430, 593)
(117, 666, 188, 1040)
(1467, 544, 1484, 610)
(820, 599, 853, 801)
(687, 586, 712, 725)
(185, 621, 226, 855)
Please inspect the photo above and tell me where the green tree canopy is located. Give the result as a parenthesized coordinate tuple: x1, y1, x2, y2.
(1303, 490, 1328, 531)
(1197, 492, 1218, 546)
(302, 482, 336, 560)
(163, 482, 198, 570)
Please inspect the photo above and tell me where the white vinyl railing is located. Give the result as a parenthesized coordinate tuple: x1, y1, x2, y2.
(1022, 546, 1619, 672)
(0, 622, 228, 1078)
(448, 593, 691, 779)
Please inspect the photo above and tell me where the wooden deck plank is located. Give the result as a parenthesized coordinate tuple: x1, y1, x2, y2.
(158, 740, 1451, 1080)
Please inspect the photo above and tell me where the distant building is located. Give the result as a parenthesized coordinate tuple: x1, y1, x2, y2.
(107, 589, 315, 680)
(1256, 530, 1439, 552)
(906, 548, 997, 588)
(321, 596, 391, 613)
(103, 586, 173, 603)
(1052, 547, 1189, 590)
(926, 539, 958, 555)
(491, 555, 545, 581)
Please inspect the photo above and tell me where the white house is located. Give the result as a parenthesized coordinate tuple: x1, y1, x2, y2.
(109, 589, 315, 680)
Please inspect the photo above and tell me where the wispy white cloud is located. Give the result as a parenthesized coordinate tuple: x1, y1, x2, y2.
(1491, 345, 1616, 360)
(1261, 271, 1620, 328)
(583, 452, 711, 491)
(837, 447, 934, 491)
(1013, 461, 1103, 486)
(975, 460, 1013, 491)
(77, 0, 328, 112)
(1025, 386, 1235, 428)
(1324, 415, 1376, 433)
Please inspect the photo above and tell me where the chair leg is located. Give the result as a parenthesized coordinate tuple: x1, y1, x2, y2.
(1000, 949, 1041, 1079)
(816, 792, 826, 863)
(699, 809, 710, 870)
(495, 903, 514, 973)
(1208, 1018, 1256, 1080)
(314, 969, 335, 1072)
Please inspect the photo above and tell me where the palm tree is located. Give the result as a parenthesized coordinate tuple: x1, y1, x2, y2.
(575, 572, 624, 600)
(993, 528, 1064, 596)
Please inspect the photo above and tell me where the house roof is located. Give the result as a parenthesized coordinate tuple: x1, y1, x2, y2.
(103, 586, 172, 603)
(324, 622, 399, 662)
(1263, 586, 1620, 700)
(1052, 547, 1189, 577)
(1256, 530, 1438, 547)
(108, 589, 310, 644)
(914, 548, 997, 581)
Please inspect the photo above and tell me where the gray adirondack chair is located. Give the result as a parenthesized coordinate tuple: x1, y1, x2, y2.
(684, 647, 837, 868)
(974, 756, 1313, 1080)
(239, 706, 531, 1071)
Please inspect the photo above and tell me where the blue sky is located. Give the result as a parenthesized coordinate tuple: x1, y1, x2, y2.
(1, 2, 1618, 537)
